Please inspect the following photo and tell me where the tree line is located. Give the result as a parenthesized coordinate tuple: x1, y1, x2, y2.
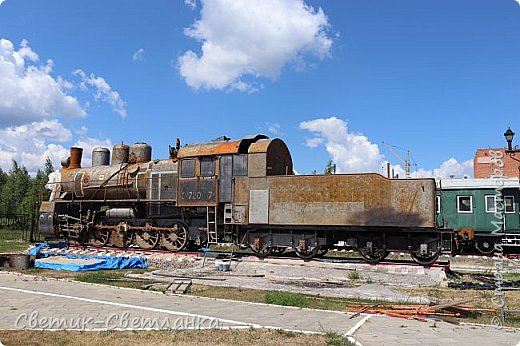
(0, 158, 53, 215)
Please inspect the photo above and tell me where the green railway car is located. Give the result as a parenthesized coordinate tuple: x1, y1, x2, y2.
(436, 178, 520, 254)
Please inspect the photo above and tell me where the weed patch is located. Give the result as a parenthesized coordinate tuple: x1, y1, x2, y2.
(264, 291, 307, 308)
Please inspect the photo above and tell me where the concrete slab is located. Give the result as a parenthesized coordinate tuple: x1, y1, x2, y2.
(0, 272, 355, 334)
(0, 272, 518, 346)
(355, 315, 520, 346)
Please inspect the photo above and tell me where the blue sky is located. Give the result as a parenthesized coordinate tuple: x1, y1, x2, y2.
(0, 0, 519, 177)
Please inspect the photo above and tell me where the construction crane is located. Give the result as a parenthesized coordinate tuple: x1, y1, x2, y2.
(381, 142, 417, 178)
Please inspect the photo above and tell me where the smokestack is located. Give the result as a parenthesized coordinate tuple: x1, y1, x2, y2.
(386, 162, 391, 178)
(68, 147, 83, 169)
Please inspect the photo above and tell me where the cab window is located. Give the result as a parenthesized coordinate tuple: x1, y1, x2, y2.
(200, 158, 215, 177)
(181, 159, 195, 178)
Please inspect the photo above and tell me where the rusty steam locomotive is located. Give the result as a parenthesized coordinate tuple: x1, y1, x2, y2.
(38, 135, 453, 265)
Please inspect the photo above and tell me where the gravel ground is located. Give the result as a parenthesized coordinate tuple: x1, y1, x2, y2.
(36, 246, 519, 303)
(127, 257, 442, 303)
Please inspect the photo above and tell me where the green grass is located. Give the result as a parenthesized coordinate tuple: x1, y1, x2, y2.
(0, 239, 32, 253)
(264, 291, 308, 308)
(347, 270, 360, 280)
(503, 273, 520, 281)
(0, 329, 328, 346)
(190, 284, 386, 312)
(323, 331, 355, 346)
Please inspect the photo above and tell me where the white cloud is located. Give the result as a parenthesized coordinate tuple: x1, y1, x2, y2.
(178, 0, 333, 91)
(516, 0, 520, 6)
(305, 137, 323, 148)
(0, 39, 122, 174)
(0, 0, 6, 6)
(0, 119, 113, 173)
(391, 159, 474, 179)
(75, 126, 88, 135)
(184, 0, 197, 9)
(300, 117, 383, 173)
(300, 117, 473, 178)
(132, 48, 145, 61)
(0, 38, 85, 126)
(74, 69, 127, 118)
(266, 122, 280, 135)
(0, 119, 72, 172)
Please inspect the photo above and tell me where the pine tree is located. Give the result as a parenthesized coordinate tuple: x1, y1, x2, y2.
(2, 160, 31, 214)
(0, 168, 7, 214)
(43, 157, 54, 176)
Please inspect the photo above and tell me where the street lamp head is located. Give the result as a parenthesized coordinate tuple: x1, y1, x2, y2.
(504, 127, 515, 151)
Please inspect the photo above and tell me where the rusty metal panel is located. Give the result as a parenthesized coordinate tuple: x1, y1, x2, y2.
(269, 202, 365, 224)
(177, 140, 242, 158)
(74, 171, 85, 197)
(237, 173, 436, 228)
(249, 190, 269, 224)
(390, 179, 436, 227)
(248, 153, 267, 178)
(39, 201, 55, 213)
(160, 172, 177, 200)
(248, 139, 271, 153)
(232, 154, 248, 176)
(178, 178, 217, 206)
(232, 205, 247, 224)
(249, 139, 293, 176)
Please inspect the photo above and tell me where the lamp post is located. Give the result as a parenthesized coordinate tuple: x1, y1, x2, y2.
(504, 128, 520, 153)
(504, 128, 520, 179)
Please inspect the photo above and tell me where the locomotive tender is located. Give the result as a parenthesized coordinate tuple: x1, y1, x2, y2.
(38, 135, 452, 265)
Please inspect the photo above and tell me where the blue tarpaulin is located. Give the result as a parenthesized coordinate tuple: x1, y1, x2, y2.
(30, 242, 147, 271)
(35, 254, 148, 272)
(28, 242, 68, 258)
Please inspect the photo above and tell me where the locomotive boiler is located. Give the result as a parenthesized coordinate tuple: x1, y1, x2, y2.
(38, 134, 453, 265)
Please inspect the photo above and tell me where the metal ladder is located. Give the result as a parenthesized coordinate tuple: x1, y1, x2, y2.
(206, 206, 218, 244)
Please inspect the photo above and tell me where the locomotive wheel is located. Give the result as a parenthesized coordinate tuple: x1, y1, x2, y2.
(134, 223, 160, 250)
(111, 222, 134, 248)
(358, 247, 389, 264)
(295, 246, 320, 260)
(89, 226, 111, 247)
(317, 246, 329, 257)
(161, 223, 188, 252)
(270, 247, 287, 255)
(410, 251, 440, 266)
(475, 238, 496, 254)
(250, 245, 272, 258)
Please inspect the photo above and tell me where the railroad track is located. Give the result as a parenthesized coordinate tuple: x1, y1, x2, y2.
(49, 244, 451, 269)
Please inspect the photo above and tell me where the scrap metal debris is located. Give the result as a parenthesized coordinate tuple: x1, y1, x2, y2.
(346, 298, 495, 323)
(448, 272, 520, 290)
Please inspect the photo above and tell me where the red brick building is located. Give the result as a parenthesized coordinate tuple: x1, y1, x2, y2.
(474, 148, 520, 179)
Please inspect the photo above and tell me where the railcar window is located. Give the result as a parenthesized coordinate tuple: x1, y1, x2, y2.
(233, 155, 248, 176)
(505, 196, 515, 213)
(181, 159, 195, 178)
(457, 196, 473, 213)
(485, 195, 496, 213)
(200, 158, 215, 177)
(436, 196, 440, 214)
